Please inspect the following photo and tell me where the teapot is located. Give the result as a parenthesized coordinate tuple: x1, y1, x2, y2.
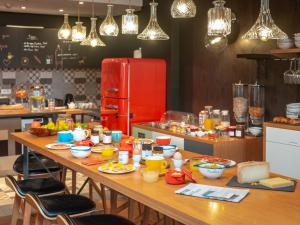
(68, 102, 76, 109)
(72, 127, 88, 142)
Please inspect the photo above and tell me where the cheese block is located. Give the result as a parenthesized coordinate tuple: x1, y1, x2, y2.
(237, 161, 270, 184)
(259, 177, 294, 189)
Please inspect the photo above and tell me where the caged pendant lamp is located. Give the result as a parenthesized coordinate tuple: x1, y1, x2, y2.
(99, 4, 119, 36)
(81, 1, 105, 47)
(207, 0, 231, 37)
(242, 0, 287, 41)
(122, 0, 138, 35)
(72, 1, 86, 42)
(138, 1, 169, 40)
(171, 0, 197, 18)
(58, 14, 72, 40)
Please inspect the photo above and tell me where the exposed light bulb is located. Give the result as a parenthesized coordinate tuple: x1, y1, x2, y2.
(122, 8, 138, 34)
(210, 36, 222, 44)
(209, 19, 227, 32)
(177, 3, 188, 13)
(99, 5, 119, 36)
(91, 38, 98, 47)
(171, 0, 196, 18)
(257, 26, 272, 41)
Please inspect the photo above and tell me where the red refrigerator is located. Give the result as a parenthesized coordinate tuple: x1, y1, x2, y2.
(100, 58, 166, 135)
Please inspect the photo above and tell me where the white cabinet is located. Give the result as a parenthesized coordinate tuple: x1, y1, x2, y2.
(152, 131, 184, 149)
(266, 127, 300, 179)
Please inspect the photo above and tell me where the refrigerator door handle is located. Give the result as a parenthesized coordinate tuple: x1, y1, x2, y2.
(107, 88, 119, 93)
(106, 104, 118, 110)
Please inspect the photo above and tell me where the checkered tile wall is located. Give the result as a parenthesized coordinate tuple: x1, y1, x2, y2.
(0, 68, 101, 106)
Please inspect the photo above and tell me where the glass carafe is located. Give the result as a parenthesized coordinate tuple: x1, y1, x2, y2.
(233, 81, 248, 124)
(249, 82, 265, 126)
(29, 84, 45, 112)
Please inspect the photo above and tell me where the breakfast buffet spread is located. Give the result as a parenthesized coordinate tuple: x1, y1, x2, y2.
(27, 116, 297, 204)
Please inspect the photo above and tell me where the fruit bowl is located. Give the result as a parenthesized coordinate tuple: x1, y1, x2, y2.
(29, 128, 58, 137)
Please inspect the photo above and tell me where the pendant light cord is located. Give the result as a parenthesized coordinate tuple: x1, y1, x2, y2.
(92, 0, 95, 17)
(77, 0, 80, 22)
(128, 0, 131, 9)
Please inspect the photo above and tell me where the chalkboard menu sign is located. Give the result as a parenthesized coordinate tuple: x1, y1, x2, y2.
(0, 27, 100, 69)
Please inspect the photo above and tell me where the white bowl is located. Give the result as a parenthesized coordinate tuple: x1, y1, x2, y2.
(277, 42, 294, 49)
(277, 38, 293, 43)
(295, 42, 300, 48)
(287, 114, 299, 119)
(249, 127, 262, 136)
(287, 103, 300, 108)
(197, 163, 225, 179)
(163, 149, 176, 158)
(70, 146, 91, 158)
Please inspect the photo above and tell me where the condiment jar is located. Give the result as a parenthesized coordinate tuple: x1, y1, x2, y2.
(235, 125, 245, 138)
(221, 110, 230, 128)
(118, 151, 129, 165)
(141, 143, 153, 160)
(103, 131, 112, 144)
(90, 130, 100, 145)
(93, 125, 104, 141)
(228, 126, 236, 137)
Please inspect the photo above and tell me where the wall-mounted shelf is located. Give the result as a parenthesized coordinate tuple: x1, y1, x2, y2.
(271, 48, 300, 55)
(237, 53, 288, 61)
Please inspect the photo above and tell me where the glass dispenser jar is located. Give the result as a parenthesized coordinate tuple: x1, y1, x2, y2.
(29, 84, 45, 112)
(233, 81, 248, 124)
(249, 82, 265, 126)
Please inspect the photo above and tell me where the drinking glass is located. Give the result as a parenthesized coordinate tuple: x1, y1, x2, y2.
(295, 58, 300, 84)
(284, 59, 296, 84)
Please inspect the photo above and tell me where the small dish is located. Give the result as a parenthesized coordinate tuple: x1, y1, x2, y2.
(197, 163, 225, 179)
(70, 146, 91, 158)
(156, 136, 171, 145)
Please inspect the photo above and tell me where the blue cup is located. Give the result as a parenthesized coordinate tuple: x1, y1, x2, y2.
(57, 131, 73, 143)
(112, 130, 122, 143)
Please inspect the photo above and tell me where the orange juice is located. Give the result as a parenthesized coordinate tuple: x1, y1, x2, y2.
(204, 118, 214, 130)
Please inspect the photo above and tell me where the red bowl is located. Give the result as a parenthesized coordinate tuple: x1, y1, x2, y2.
(165, 170, 185, 185)
(156, 136, 171, 145)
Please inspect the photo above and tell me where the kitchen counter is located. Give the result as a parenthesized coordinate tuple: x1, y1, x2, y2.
(264, 121, 300, 132)
(132, 123, 263, 163)
(0, 108, 96, 156)
(0, 108, 92, 118)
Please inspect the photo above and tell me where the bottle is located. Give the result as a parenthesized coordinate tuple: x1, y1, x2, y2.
(212, 109, 221, 128)
(221, 110, 230, 128)
(204, 106, 214, 130)
(199, 110, 208, 129)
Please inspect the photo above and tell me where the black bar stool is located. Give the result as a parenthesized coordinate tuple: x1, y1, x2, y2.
(57, 214, 135, 225)
(5, 175, 66, 225)
(13, 152, 62, 180)
(23, 193, 96, 225)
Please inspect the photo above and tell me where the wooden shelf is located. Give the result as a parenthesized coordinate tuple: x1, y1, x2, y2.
(271, 48, 300, 54)
(237, 53, 287, 61)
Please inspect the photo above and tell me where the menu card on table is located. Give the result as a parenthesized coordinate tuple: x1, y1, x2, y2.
(175, 183, 249, 203)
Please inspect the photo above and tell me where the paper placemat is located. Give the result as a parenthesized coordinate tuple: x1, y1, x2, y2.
(226, 176, 297, 192)
(176, 183, 249, 203)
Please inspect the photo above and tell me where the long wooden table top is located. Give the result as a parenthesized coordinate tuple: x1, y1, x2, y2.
(133, 123, 262, 145)
(10, 132, 300, 225)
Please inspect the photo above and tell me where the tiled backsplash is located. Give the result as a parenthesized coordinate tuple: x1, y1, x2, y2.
(0, 68, 101, 105)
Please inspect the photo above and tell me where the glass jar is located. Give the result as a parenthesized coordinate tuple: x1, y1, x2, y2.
(221, 110, 230, 128)
(56, 114, 74, 131)
(93, 125, 104, 141)
(228, 126, 236, 137)
(212, 109, 221, 128)
(199, 110, 208, 129)
(235, 125, 245, 138)
(233, 81, 248, 124)
(249, 82, 265, 126)
(103, 131, 112, 144)
(29, 84, 45, 112)
(141, 143, 153, 160)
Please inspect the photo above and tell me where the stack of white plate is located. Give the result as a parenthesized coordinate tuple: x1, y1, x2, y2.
(286, 103, 300, 119)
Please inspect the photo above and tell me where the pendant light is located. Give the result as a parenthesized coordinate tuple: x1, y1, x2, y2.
(171, 0, 196, 18)
(72, 1, 86, 42)
(58, 14, 72, 40)
(242, 0, 287, 41)
(207, 0, 231, 36)
(99, 3, 119, 36)
(81, 1, 105, 47)
(138, 1, 169, 41)
(122, 0, 138, 35)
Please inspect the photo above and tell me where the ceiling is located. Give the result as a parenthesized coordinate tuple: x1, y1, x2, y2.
(0, 0, 143, 17)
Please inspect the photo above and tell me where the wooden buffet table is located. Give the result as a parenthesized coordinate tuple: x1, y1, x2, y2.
(10, 132, 300, 225)
(132, 123, 263, 163)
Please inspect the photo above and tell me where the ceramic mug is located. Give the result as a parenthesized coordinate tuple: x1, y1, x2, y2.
(112, 130, 122, 143)
(57, 131, 73, 143)
(145, 155, 167, 173)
